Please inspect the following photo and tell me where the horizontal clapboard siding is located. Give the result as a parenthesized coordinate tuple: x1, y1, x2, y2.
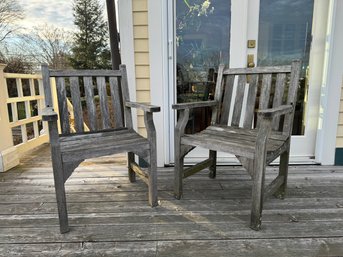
(133, 0, 150, 137)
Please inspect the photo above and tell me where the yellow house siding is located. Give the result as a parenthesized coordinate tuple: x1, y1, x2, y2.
(132, 0, 150, 137)
(336, 79, 343, 147)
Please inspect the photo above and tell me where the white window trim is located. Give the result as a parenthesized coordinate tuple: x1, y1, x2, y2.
(315, 0, 343, 165)
(148, 0, 169, 167)
(118, 0, 137, 130)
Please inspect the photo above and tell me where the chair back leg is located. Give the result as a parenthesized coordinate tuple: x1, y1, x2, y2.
(127, 152, 136, 182)
(209, 150, 217, 178)
(274, 147, 290, 199)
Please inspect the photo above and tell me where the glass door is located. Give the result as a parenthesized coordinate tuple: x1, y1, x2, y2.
(168, 0, 322, 164)
(256, 0, 319, 161)
(175, 0, 231, 134)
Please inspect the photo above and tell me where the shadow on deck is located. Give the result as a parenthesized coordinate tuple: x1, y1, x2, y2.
(0, 144, 343, 256)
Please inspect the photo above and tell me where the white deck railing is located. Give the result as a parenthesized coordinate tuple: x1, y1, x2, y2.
(0, 64, 85, 172)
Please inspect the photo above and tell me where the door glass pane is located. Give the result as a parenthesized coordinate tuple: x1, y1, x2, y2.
(176, 0, 231, 133)
(257, 0, 314, 135)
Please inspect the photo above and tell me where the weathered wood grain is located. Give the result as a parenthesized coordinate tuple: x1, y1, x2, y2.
(109, 77, 124, 128)
(231, 75, 246, 126)
(96, 76, 111, 129)
(70, 77, 84, 133)
(56, 77, 70, 134)
(83, 76, 97, 131)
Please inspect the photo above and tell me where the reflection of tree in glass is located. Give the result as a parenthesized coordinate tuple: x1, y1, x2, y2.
(177, 0, 214, 46)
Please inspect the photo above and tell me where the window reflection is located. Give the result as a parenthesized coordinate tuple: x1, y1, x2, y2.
(258, 0, 314, 135)
(176, 0, 231, 133)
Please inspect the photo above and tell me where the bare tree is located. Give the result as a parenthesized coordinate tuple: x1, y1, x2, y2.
(0, 0, 23, 43)
(22, 24, 72, 69)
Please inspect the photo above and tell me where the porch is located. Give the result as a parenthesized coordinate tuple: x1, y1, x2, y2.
(1, 144, 343, 256)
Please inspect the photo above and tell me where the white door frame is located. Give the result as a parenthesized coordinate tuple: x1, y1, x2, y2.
(147, 0, 341, 166)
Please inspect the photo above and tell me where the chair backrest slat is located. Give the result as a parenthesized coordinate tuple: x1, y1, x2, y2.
(109, 77, 124, 128)
(243, 74, 258, 129)
(211, 64, 225, 124)
(283, 61, 301, 134)
(219, 75, 235, 125)
(120, 65, 133, 129)
(259, 74, 272, 110)
(97, 77, 111, 129)
(83, 76, 97, 131)
(56, 77, 70, 134)
(70, 77, 84, 133)
(42, 65, 130, 135)
(231, 75, 247, 127)
(272, 73, 286, 130)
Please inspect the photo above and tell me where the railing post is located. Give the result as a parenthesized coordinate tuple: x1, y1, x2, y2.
(0, 64, 19, 172)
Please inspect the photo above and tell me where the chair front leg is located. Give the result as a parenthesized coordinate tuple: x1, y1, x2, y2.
(250, 155, 267, 231)
(174, 109, 189, 199)
(174, 142, 184, 199)
(48, 120, 69, 233)
(250, 115, 271, 230)
(144, 111, 158, 207)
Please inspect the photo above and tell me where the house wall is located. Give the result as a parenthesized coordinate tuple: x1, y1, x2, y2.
(335, 78, 343, 164)
(132, 0, 150, 137)
(336, 79, 343, 147)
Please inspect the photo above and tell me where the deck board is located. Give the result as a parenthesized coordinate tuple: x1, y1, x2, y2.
(0, 144, 343, 256)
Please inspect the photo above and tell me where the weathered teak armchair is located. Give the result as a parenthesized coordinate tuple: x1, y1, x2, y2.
(173, 60, 301, 230)
(41, 64, 160, 233)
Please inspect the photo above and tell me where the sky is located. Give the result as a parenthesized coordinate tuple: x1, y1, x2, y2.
(15, 0, 111, 32)
(16, 0, 75, 31)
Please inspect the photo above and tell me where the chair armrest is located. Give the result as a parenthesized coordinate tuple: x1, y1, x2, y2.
(42, 107, 58, 122)
(257, 105, 293, 118)
(126, 101, 160, 113)
(172, 100, 218, 110)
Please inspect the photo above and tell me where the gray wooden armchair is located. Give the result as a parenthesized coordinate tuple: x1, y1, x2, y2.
(173, 60, 301, 230)
(41, 64, 160, 233)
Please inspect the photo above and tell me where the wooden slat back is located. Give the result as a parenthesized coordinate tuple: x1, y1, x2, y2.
(272, 73, 286, 130)
(42, 65, 130, 135)
(243, 74, 258, 128)
(109, 77, 124, 128)
(97, 76, 111, 129)
(219, 75, 235, 125)
(83, 77, 97, 131)
(120, 65, 133, 129)
(214, 61, 300, 134)
(56, 77, 70, 134)
(70, 77, 84, 133)
(283, 60, 301, 135)
(231, 75, 247, 127)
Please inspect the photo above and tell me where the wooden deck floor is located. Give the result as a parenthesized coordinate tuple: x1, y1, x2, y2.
(1, 144, 343, 256)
